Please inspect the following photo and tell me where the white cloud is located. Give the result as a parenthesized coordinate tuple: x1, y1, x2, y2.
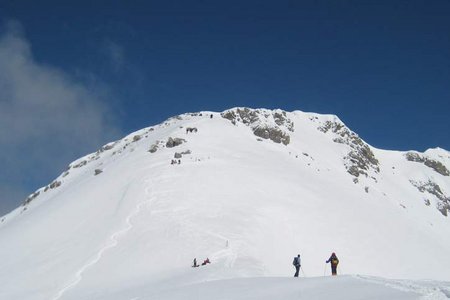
(0, 21, 122, 215)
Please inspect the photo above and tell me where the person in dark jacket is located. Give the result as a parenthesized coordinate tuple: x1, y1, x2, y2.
(292, 254, 301, 277)
(326, 252, 339, 275)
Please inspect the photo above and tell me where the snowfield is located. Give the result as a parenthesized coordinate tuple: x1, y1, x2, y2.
(67, 275, 450, 300)
(0, 108, 449, 299)
(142, 276, 450, 300)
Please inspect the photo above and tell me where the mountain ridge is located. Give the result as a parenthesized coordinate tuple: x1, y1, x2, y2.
(0, 107, 449, 299)
(11, 107, 450, 217)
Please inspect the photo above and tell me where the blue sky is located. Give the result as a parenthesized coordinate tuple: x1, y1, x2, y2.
(0, 0, 449, 215)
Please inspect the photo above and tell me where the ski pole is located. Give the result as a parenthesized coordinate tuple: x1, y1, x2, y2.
(301, 266, 306, 277)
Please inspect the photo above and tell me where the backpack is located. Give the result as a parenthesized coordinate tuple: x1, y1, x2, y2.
(331, 258, 339, 266)
(292, 257, 299, 266)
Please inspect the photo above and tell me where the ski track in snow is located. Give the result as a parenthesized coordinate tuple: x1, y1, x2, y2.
(178, 217, 237, 269)
(153, 171, 238, 269)
(52, 177, 156, 300)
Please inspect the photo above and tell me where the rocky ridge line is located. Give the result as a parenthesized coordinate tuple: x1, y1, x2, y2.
(221, 108, 293, 145)
(318, 120, 380, 180)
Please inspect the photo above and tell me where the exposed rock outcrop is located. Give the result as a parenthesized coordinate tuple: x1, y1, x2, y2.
(318, 120, 379, 178)
(148, 143, 159, 153)
(49, 180, 61, 189)
(72, 160, 87, 168)
(405, 152, 449, 176)
(410, 180, 450, 216)
(24, 180, 62, 206)
(253, 126, 291, 145)
(166, 137, 186, 148)
(221, 108, 293, 145)
(186, 127, 198, 133)
(23, 191, 40, 205)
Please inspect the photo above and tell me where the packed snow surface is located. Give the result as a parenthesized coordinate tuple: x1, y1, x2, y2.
(143, 276, 450, 300)
(0, 108, 449, 299)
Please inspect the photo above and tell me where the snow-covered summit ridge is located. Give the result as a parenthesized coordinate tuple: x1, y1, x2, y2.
(8, 107, 450, 218)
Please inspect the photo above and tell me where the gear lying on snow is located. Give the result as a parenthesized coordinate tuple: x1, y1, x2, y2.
(192, 258, 210, 268)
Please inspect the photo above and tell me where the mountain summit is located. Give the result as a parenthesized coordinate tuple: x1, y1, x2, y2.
(0, 108, 449, 299)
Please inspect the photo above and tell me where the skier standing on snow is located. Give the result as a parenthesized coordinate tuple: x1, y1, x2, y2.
(326, 252, 339, 276)
(292, 254, 301, 277)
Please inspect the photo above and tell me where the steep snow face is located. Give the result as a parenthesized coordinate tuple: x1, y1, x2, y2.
(0, 108, 449, 300)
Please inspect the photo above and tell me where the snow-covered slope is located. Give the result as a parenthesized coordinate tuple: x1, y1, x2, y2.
(0, 108, 449, 300)
(139, 275, 450, 300)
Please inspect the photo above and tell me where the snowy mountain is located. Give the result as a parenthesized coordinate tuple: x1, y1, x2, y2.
(0, 108, 449, 300)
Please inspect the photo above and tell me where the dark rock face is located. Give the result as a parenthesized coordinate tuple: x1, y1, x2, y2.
(94, 169, 103, 175)
(221, 108, 293, 145)
(94, 142, 120, 157)
(24, 180, 62, 205)
(166, 137, 186, 148)
(186, 127, 198, 133)
(44, 180, 62, 191)
(49, 180, 61, 189)
(174, 149, 191, 159)
(405, 152, 449, 176)
(24, 191, 40, 205)
(253, 126, 290, 145)
(101, 143, 115, 151)
(410, 180, 450, 216)
(148, 143, 159, 153)
(222, 108, 259, 126)
(95, 142, 117, 155)
(319, 120, 379, 178)
(273, 111, 295, 132)
(73, 160, 87, 168)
